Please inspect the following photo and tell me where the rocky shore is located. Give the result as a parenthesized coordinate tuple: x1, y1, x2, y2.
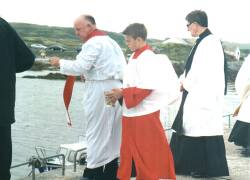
(24, 59, 242, 83)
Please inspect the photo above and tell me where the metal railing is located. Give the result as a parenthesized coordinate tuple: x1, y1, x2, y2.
(11, 154, 65, 180)
(223, 113, 233, 128)
(73, 148, 86, 172)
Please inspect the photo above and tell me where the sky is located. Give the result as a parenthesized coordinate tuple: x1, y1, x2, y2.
(0, 0, 249, 43)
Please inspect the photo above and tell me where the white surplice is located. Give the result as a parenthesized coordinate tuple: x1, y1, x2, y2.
(122, 50, 179, 122)
(181, 35, 225, 136)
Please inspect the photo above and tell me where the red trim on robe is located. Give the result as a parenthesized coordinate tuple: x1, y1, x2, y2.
(63, 29, 106, 126)
(85, 29, 107, 41)
(63, 76, 76, 126)
(122, 87, 152, 108)
(132, 44, 152, 59)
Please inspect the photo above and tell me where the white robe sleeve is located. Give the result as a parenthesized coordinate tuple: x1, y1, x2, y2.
(157, 54, 180, 105)
(60, 42, 101, 76)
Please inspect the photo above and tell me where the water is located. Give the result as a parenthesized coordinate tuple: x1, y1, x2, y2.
(11, 77, 86, 179)
(10, 76, 239, 179)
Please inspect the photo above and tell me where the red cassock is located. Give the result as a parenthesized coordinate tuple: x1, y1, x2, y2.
(117, 44, 176, 180)
(117, 87, 176, 180)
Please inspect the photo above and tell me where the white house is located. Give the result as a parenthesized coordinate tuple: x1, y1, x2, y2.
(162, 38, 188, 45)
(234, 47, 241, 61)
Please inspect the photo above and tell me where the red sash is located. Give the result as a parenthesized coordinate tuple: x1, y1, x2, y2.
(63, 76, 76, 126)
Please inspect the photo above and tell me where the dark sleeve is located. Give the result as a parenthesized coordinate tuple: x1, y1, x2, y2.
(118, 98, 123, 106)
(12, 28, 35, 72)
(122, 87, 152, 108)
(1, 18, 35, 73)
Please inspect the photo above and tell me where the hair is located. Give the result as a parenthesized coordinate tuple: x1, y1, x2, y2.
(186, 10, 208, 27)
(83, 15, 96, 25)
(122, 23, 147, 40)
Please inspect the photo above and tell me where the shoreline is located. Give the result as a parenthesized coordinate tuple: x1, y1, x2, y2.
(20, 59, 241, 82)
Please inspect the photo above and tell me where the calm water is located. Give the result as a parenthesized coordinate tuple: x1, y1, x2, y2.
(10, 76, 239, 179)
(11, 77, 86, 179)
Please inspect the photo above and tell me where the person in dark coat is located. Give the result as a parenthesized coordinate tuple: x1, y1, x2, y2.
(0, 17, 35, 180)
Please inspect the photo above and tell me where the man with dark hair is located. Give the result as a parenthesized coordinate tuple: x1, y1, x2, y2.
(171, 10, 229, 178)
(50, 15, 126, 180)
(0, 17, 35, 180)
(107, 23, 177, 180)
(185, 10, 208, 27)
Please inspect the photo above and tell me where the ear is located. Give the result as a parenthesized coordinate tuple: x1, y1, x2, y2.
(136, 37, 144, 43)
(88, 23, 96, 31)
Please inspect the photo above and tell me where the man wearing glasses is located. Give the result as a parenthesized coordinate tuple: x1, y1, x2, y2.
(170, 10, 229, 179)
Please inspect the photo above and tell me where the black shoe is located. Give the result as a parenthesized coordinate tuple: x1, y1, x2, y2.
(190, 171, 207, 178)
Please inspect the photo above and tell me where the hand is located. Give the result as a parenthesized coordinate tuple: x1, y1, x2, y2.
(49, 57, 60, 67)
(105, 88, 123, 104)
(111, 88, 123, 100)
(180, 83, 184, 92)
(233, 103, 242, 117)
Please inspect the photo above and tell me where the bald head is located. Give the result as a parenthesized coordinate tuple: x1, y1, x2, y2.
(74, 15, 97, 42)
(75, 15, 96, 25)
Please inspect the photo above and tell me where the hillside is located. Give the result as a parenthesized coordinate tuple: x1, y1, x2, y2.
(11, 23, 249, 81)
(11, 23, 128, 59)
(11, 23, 80, 48)
(11, 23, 181, 59)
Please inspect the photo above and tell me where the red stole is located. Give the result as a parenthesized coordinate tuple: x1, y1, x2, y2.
(85, 29, 106, 41)
(63, 29, 106, 126)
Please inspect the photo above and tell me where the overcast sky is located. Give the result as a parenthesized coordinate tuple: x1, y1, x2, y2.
(0, 0, 249, 43)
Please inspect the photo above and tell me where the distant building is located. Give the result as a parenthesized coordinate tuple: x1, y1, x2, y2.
(31, 43, 47, 49)
(234, 47, 240, 61)
(162, 38, 188, 45)
(224, 46, 241, 61)
(39, 49, 47, 58)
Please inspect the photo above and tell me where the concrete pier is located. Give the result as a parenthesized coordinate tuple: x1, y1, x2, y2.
(20, 127, 250, 180)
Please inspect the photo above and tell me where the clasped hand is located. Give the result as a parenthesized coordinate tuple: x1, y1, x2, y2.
(105, 88, 123, 104)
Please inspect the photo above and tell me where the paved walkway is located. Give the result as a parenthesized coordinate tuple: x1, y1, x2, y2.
(20, 127, 250, 180)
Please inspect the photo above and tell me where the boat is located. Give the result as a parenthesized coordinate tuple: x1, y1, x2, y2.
(35, 138, 87, 173)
